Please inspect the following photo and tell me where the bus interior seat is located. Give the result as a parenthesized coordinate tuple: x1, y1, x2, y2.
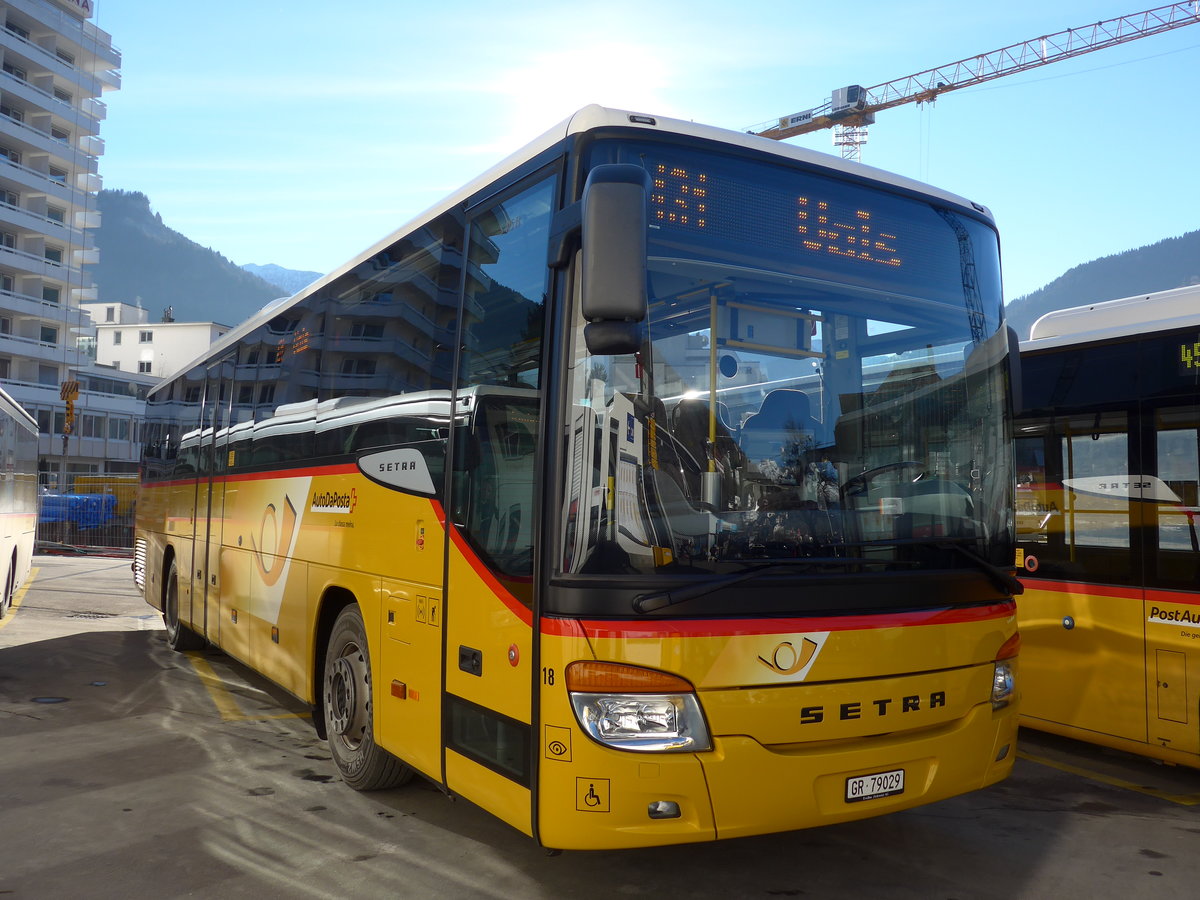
(671, 399, 743, 469)
(649, 468, 716, 537)
(669, 398, 746, 503)
(740, 390, 822, 462)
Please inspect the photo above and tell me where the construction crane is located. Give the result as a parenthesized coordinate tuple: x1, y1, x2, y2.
(750, 3, 1200, 160)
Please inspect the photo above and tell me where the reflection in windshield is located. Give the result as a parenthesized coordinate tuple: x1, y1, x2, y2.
(558, 144, 1013, 588)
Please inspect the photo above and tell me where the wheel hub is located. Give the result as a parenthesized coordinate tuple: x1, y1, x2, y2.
(327, 656, 358, 737)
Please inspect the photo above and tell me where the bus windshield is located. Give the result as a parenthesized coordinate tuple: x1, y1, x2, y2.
(557, 139, 1013, 603)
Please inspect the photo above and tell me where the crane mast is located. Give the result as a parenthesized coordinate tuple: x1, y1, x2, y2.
(751, 3, 1200, 160)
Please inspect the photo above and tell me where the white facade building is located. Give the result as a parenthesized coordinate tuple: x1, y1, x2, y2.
(93, 315, 230, 380)
(0, 0, 121, 483)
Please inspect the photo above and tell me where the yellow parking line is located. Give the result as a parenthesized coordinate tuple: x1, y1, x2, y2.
(1018, 749, 1200, 806)
(184, 651, 305, 722)
(0, 566, 39, 631)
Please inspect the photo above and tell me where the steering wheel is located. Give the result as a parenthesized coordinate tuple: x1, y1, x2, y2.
(840, 460, 926, 500)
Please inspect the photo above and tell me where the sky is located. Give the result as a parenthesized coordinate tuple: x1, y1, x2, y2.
(88, 0, 1200, 303)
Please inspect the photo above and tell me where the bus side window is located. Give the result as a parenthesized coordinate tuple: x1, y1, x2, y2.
(1153, 410, 1200, 588)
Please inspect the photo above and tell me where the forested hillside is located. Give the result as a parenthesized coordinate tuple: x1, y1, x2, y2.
(1006, 230, 1200, 339)
(92, 190, 284, 327)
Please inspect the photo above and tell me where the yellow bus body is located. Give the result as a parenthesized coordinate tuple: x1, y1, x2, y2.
(141, 466, 1018, 849)
(136, 106, 1022, 850)
(1016, 482, 1200, 768)
(539, 613, 1016, 848)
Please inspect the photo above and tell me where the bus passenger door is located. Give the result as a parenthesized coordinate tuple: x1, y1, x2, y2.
(1016, 412, 1148, 742)
(442, 170, 556, 833)
(1144, 404, 1200, 756)
(198, 357, 238, 652)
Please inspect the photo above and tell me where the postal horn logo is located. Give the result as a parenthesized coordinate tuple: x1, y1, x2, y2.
(758, 638, 820, 676)
(251, 495, 297, 587)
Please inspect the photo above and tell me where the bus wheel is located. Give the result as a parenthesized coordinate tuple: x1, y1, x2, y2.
(0, 560, 13, 619)
(163, 559, 204, 652)
(324, 605, 411, 791)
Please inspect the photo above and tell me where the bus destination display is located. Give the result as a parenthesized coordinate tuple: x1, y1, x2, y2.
(650, 163, 904, 269)
(1180, 336, 1200, 375)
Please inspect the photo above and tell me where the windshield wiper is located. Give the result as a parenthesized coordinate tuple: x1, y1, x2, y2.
(928, 539, 1024, 596)
(854, 537, 1022, 596)
(633, 556, 893, 614)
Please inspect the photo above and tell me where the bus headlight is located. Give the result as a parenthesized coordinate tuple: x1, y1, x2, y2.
(991, 661, 1015, 709)
(566, 662, 712, 753)
(991, 633, 1019, 709)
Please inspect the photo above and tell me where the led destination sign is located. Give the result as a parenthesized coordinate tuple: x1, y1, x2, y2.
(1179, 337, 1200, 375)
(602, 139, 1002, 317)
(650, 163, 903, 269)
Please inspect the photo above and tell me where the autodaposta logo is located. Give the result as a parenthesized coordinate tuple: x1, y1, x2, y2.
(310, 488, 357, 514)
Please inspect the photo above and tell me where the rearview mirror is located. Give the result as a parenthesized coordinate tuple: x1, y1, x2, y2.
(581, 164, 650, 354)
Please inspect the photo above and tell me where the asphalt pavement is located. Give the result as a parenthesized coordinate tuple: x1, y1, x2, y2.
(2, 555, 1198, 899)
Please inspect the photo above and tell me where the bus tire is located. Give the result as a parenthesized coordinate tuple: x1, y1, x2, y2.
(0, 557, 13, 619)
(163, 559, 205, 652)
(324, 605, 411, 791)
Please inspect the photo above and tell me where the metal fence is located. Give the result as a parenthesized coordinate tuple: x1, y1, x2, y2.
(36, 473, 137, 554)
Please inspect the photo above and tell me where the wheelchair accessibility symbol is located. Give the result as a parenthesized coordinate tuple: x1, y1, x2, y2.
(576, 777, 610, 813)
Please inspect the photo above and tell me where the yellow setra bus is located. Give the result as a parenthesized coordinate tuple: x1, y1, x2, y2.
(135, 106, 1022, 849)
(1016, 285, 1200, 769)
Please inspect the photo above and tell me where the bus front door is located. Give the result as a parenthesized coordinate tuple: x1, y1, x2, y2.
(1145, 404, 1200, 757)
(439, 170, 555, 834)
(1017, 414, 1149, 743)
(197, 357, 241, 657)
(442, 400, 537, 836)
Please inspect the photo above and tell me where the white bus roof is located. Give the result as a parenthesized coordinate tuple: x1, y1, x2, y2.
(158, 105, 996, 393)
(0, 385, 37, 434)
(1025, 283, 1200, 350)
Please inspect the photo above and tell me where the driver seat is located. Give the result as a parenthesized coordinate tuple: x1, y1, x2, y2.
(740, 390, 821, 464)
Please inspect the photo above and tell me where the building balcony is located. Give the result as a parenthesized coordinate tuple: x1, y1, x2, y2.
(0, 69, 103, 135)
(0, 243, 82, 280)
(0, 331, 86, 366)
(81, 96, 105, 121)
(7, 0, 121, 58)
(5, 378, 63, 408)
(70, 246, 97, 266)
(0, 286, 86, 325)
(392, 299, 441, 338)
(0, 155, 80, 205)
(78, 133, 103, 156)
(1, 6, 121, 86)
(0, 110, 98, 168)
(327, 336, 433, 370)
(74, 208, 99, 229)
(0, 199, 85, 243)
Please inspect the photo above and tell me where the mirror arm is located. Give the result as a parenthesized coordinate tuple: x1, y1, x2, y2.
(548, 201, 581, 270)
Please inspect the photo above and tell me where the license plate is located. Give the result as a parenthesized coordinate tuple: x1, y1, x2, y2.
(845, 768, 905, 803)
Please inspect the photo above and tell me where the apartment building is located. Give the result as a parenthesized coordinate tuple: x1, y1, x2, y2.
(83, 300, 230, 380)
(0, 0, 122, 484)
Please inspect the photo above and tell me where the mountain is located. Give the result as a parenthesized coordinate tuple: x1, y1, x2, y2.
(1006, 230, 1200, 339)
(93, 190, 284, 327)
(240, 263, 322, 296)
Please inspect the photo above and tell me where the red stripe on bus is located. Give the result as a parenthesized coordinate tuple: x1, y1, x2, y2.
(1020, 578, 1200, 606)
(147, 463, 360, 489)
(540, 601, 1016, 639)
(447, 524, 534, 626)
